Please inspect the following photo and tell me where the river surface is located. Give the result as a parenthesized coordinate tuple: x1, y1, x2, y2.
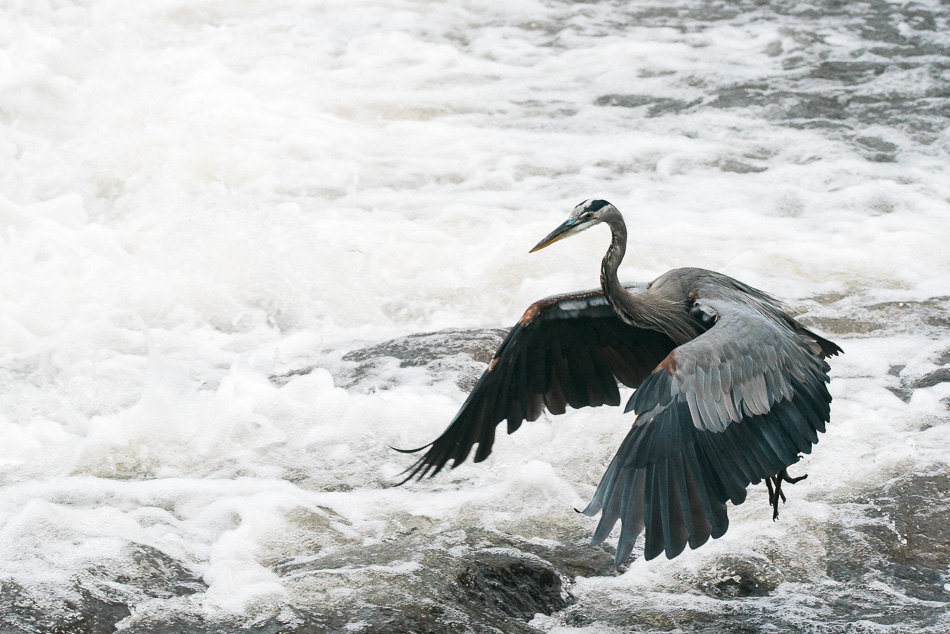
(1, 1, 949, 632)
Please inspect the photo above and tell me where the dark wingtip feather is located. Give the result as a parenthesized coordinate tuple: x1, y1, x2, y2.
(390, 442, 434, 454)
(393, 456, 432, 486)
(819, 336, 843, 358)
(801, 328, 843, 359)
(624, 393, 636, 414)
(391, 440, 456, 486)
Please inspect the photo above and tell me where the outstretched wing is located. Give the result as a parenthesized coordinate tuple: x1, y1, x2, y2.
(582, 299, 841, 563)
(397, 287, 677, 482)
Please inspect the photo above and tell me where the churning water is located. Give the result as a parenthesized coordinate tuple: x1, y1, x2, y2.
(1, 0, 949, 632)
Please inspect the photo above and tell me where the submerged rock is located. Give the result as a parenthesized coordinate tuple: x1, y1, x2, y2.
(798, 297, 950, 337)
(697, 556, 782, 599)
(339, 328, 507, 392)
(886, 350, 950, 403)
(825, 471, 950, 605)
(261, 527, 609, 634)
(455, 552, 571, 621)
(272, 328, 507, 392)
(0, 544, 206, 634)
(0, 583, 131, 634)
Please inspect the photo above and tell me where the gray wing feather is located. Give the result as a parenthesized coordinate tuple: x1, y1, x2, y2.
(642, 301, 827, 432)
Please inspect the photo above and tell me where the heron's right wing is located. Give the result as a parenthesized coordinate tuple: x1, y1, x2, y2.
(581, 299, 838, 563)
(396, 287, 677, 482)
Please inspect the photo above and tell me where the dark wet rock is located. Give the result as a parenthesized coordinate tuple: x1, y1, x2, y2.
(112, 544, 207, 599)
(855, 135, 897, 154)
(854, 135, 898, 162)
(283, 526, 613, 632)
(713, 158, 766, 174)
(341, 328, 504, 368)
(121, 607, 336, 634)
(912, 368, 950, 390)
(887, 385, 913, 403)
(825, 471, 950, 607)
(73, 591, 134, 634)
(0, 544, 206, 634)
(886, 362, 950, 403)
(455, 552, 571, 621)
(808, 60, 891, 86)
(354, 605, 466, 634)
(516, 538, 619, 580)
(888, 364, 905, 377)
(594, 93, 699, 116)
(797, 296, 950, 336)
(0, 584, 133, 634)
(934, 349, 950, 367)
(697, 556, 781, 599)
(458, 530, 622, 581)
(272, 328, 507, 392)
(884, 473, 950, 602)
(239, 521, 615, 634)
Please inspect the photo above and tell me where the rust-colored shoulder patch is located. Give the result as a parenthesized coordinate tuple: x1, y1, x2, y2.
(688, 291, 698, 302)
(656, 352, 677, 375)
(518, 289, 605, 326)
(518, 294, 572, 325)
(519, 300, 549, 326)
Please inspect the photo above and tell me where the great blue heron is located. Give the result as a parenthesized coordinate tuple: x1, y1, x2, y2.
(397, 199, 841, 564)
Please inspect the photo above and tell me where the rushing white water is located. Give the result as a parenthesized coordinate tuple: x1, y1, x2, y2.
(1, 1, 949, 631)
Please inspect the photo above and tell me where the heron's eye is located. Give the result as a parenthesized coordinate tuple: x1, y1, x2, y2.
(584, 212, 594, 219)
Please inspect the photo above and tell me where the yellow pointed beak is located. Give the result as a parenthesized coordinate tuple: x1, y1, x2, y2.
(529, 217, 585, 253)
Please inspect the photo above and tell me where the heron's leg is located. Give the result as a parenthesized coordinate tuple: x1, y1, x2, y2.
(780, 468, 808, 485)
(767, 468, 808, 521)
(765, 476, 781, 521)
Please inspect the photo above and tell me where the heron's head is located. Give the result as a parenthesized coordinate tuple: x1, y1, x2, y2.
(529, 199, 616, 253)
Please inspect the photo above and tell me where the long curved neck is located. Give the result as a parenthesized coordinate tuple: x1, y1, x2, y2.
(599, 210, 629, 308)
(599, 209, 698, 344)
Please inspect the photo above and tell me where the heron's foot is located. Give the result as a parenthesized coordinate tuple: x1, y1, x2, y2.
(765, 468, 808, 521)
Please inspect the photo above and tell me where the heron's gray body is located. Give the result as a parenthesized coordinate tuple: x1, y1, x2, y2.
(398, 200, 841, 563)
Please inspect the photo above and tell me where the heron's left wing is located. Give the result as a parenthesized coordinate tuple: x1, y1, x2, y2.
(582, 299, 839, 563)
(396, 287, 677, 482)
